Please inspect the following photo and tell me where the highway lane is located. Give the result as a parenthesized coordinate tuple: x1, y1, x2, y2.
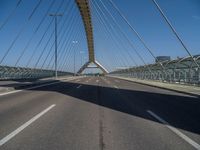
(0, 76, 199, 150)
(106, 77, 200, 143)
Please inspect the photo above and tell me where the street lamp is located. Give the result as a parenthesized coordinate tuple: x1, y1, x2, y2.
(49, 13, 63, 79)
(80, 51, 84, 66)
(72, 40, 78, 76)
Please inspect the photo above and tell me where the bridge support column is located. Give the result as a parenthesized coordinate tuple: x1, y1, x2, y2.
(77, 61, 108, 75)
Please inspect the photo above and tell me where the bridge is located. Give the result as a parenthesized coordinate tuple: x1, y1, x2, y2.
(0, 0, 200, 150)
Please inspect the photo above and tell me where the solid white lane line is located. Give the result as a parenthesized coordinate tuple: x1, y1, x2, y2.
(0, 90, 23, 96)
(77, 85, 82, 89)
(0, 104, 56, 146)
(147, 110, 200, 150)
(0, 81, 60, 96)
(114, 85, 118, 89)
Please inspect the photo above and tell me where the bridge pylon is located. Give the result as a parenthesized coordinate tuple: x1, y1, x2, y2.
(76, 0, 108, 74)
(77, 60, 108, 74)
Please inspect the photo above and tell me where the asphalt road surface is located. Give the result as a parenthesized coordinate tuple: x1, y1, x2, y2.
(0, 76, 200, 150)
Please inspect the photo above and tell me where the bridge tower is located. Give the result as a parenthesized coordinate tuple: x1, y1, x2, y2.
(76, 0, 108, 74)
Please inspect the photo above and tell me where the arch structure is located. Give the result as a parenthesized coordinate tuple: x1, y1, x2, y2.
(75, 0, 108, 74)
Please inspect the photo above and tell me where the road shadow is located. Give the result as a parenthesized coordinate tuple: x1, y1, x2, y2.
(1, 78, 200, 136)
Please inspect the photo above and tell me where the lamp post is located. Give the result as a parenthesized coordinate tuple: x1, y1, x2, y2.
(72, 40, 78, 76)
(49, 13, 63, 79)
(80, 51, 84, 66)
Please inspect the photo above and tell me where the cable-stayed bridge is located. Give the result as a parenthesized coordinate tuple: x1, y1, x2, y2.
(0, 1, 200, 150)
(0, 0, 199, 85)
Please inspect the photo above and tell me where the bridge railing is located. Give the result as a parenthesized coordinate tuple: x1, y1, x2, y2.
(0, 66, 73, 80)
(110, 55, 200, 86)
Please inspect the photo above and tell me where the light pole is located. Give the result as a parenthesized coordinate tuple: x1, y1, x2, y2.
(49, 13, 63, 79)
(72, 40, 78, 76)
(80, 51, 84, 66)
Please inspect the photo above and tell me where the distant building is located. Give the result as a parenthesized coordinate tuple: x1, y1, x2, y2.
(156, 56, 171, 63)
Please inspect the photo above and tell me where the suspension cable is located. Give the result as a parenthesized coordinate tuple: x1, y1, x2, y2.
(35, 0, 68, 69)
(91, 1, 130, 69)
(41, 3, 76, 70)
(91, 0, 138, 68)
(108, 0, 166, 72)
(14, 0, 56, 67)
(151, 0, 199, 69)
(59, 21, 81, 71)
(0, 0, 23, 31)
(0, 0, 43, 64)
(98, 0, 154, 75)
(25, 0, 65, 67)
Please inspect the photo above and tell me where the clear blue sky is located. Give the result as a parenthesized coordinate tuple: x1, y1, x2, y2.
(0, 0, 200, 72)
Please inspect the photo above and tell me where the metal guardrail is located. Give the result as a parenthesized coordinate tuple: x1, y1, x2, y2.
(110, 55, 200, 86)
(0, 65, 73, 80)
